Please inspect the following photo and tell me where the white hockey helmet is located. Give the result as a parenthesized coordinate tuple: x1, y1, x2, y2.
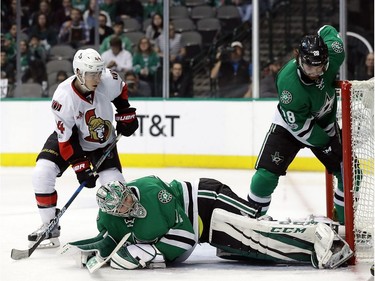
(73, 48, 105, 85)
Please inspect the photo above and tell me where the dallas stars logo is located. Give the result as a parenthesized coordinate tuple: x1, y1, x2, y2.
(271, 152, 284, 165)
(314, 93, 335, 118)
(280, 90, 292, 104)
(158, 190, 172, 203)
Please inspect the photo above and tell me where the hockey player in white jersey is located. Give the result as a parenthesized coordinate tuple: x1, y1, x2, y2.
(28, 48, 139, 248)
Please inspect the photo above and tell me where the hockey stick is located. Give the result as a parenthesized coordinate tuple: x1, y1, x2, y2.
(86, 232, 131, 273)
(10, 134, 122, 260)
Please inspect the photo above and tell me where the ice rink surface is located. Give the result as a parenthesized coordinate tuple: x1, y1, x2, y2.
(0, 167, 373, 281)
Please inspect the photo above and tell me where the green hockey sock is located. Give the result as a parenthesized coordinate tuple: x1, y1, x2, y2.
(333, 171, 345, 224)
(250, 168, 279, 197)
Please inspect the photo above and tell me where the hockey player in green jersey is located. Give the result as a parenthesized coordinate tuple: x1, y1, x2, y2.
(248, 25, 346, 223)
(60, 176, 353, 271)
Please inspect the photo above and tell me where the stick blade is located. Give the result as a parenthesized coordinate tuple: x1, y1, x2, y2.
(11, 248, 30, 260)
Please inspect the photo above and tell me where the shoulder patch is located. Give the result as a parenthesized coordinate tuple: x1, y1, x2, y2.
(280, 90, 293, 104)
(331, 41, 344, 53)
(158, 189, 172, 204)
(51, 100, 62, 111)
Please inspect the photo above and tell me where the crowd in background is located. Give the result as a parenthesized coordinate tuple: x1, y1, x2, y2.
(0, 0, 373, 99)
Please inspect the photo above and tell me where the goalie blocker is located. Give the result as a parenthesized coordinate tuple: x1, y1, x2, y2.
(209, 209, 353, 269)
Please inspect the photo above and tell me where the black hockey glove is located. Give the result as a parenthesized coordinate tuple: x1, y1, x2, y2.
(321, 134, 342, 163)
(115, 107, 139, 137)
(72, 159, 98, 188)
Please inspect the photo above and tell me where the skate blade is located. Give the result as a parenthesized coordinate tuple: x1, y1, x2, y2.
(29, 237, 60, 249)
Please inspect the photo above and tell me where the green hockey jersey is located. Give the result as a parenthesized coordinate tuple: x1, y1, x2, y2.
(96, 175, 198, 263)
(273, 25, 345, 147)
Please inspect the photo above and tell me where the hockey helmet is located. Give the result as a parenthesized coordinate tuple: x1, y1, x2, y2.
(298, 35, 328, 66)
(297, 35, 328, 78)
(73, 48, 105, 84)
(96, 181, 147, 218)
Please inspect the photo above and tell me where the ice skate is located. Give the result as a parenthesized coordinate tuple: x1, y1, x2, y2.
(28, 209, 61, 249)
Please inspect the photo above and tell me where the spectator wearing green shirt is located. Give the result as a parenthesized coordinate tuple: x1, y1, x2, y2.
(132, 37, 160, 96)
(100, 0, 117, 22)
(99, 20, 133, 54)
(143, 0, 163, 19)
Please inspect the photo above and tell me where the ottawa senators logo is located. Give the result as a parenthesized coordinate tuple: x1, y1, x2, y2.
(84, 109, 112, 143)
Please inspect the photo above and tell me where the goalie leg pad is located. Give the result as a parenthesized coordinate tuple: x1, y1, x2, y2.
(209, 209, 318, 263)
(110, 244, 165, 270)
(312, 223, 353, 269)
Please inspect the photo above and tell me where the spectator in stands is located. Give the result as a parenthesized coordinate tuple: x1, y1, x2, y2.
(4, 22, 17, 47)
(83, 0, 112, 30)
(58, 8, 90, 48)
(259, 58, 282, 98)
(143, 0, 163, 19)
(29, 0, 55, 27)
(124, 70, 152, 97)
(89, 13, 114, 45)
(22, 59, 48, 86)
(100, 0, 117, 22)
(19, 40, 31, 78)
(232, 0, 252, 23)
(133, 37, 160, 96)
(170, 62, 193, 98)
(48, 70, 70, 97)
(102, 36, 133, 73)
(99, 20, 133, 54)
(28, 13, 58, 49)
(54, 0, 73, 29)
(4, 0, 30, 32)
(28, 35, 48, 63)
(56, 70, 69, 84)
(155, 23, 186, 64)
(72, 0, 89, 12)
(356, 52, 374, 80)
(145, 13, 163, 47)
(3, 23, 17, 61)
(0, 50, 16, 87)
(115, 0, 144, 24)
(210, 41, 251, 98)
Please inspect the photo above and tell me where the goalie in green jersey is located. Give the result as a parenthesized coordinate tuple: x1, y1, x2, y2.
(248, 25, 347, 224)
(60, 176, 353, 271)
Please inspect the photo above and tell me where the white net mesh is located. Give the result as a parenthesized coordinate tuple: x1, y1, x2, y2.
(337, 78, 374, 261)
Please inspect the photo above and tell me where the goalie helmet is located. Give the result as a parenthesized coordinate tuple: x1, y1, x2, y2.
(72, 48, 105, 85)
(298, 35, 328, 77)
(96, 181, 147, 218)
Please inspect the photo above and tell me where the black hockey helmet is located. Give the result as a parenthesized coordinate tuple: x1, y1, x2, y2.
(298, 35, 328, 67)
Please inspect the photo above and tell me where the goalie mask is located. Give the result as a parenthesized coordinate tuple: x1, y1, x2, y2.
(298, 35, 329, 78)
(96, 181, 147, 218)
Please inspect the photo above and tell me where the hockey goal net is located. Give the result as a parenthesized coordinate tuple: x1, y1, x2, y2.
(326, 78, 374, 264)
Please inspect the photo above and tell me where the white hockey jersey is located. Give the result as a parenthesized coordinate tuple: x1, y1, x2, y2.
(51, 69, 130, 161)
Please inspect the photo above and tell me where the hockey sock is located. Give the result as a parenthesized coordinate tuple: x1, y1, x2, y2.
(333, 171, 345, 224)
(248, 168, 279, 215)
(32, 159, 60, 224)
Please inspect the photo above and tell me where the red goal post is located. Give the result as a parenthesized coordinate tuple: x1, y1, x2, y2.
(326, 79, 374, 265)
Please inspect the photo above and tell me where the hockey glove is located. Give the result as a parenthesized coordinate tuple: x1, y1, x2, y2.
(72, 159, 98, 188)
(321, 134, 342, 163)
(115, 107, 139, 137)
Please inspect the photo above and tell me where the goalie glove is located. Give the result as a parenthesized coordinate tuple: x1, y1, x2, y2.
(59, 230, 117, 268)
(110, 244, 166, 270)
(311, 223, 353, 269)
